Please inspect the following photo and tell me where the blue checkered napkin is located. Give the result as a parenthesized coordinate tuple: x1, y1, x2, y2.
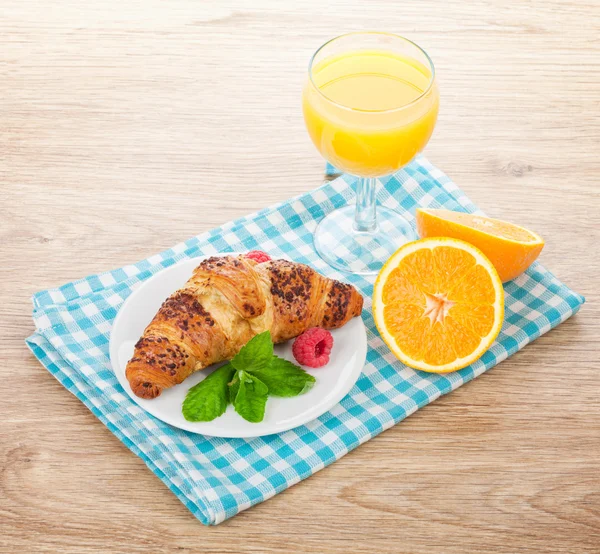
(27, 156, 584, 525)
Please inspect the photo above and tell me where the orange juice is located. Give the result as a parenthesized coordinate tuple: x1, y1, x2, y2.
(303, 50, 439, 177)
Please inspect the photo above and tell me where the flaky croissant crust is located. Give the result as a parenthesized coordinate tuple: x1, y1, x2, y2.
(125, 255, 363, 399)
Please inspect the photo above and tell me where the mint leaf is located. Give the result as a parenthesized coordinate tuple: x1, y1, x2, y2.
(252, 356, 316, 397)
(231, 330, 273, 373)
(183, 332, 318, 425)
(182, 363, 235, 422)
(233, 370, 268, 423)
(228, 372, 240, 404)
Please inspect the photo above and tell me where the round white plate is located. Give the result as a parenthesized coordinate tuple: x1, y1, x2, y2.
(109, 254, 367, 438)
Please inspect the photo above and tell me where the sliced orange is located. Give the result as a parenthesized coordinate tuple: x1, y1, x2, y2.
(373, 238, 504, 373)
(416, 208, 544, 282)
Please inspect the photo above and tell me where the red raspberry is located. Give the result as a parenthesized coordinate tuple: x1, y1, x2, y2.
(292, 328, 334, 368)
(245, 250, 271, 263)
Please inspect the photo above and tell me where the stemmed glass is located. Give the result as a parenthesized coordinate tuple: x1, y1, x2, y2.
(302, 32, 439, 275)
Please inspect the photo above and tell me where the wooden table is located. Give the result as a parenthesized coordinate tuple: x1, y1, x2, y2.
(2, 2, 599, 552)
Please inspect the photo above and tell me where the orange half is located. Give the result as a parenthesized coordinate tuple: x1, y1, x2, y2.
(416, 208, 544, 282)
(373, 238, 504, 373)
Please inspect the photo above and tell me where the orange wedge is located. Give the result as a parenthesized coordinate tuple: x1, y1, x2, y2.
(373, 238, 504, 373)
(416, 208, 544, 282)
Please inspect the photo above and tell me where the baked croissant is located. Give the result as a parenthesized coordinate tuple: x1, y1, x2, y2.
(126, 255, 364, 399)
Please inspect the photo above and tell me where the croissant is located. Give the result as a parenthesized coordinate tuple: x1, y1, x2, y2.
(125, 255, 364, 399)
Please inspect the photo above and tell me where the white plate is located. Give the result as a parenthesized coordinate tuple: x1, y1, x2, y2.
(109, 254, 367, 438)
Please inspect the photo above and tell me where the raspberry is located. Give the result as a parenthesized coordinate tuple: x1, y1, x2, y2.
(245, 250, 271, 263)
(292, 328, 334, 368)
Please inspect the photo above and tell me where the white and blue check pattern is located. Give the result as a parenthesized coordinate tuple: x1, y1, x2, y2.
(26, 157, 584, 525)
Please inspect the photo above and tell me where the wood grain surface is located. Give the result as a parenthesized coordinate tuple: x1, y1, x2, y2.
(1, 1, 599, 552)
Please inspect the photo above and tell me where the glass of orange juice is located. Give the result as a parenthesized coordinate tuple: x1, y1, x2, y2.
(303, 32, 439, 274)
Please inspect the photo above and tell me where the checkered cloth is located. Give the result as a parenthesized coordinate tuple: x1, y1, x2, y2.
(27, 156, 584, 525)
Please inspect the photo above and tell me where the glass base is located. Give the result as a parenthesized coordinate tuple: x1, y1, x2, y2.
(314, 205, 416, 275)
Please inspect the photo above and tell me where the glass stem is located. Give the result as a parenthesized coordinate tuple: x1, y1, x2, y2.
(354, 176, 377, 233)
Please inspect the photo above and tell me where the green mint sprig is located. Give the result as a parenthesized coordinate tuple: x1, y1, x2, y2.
(182, 331, 316, 423)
